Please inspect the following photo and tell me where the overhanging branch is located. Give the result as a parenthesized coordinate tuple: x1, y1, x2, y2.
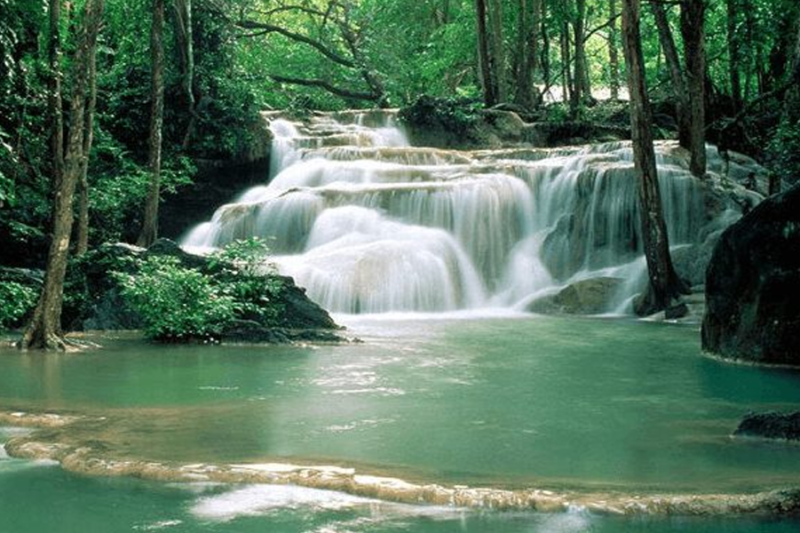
(270, 74, 380, 102)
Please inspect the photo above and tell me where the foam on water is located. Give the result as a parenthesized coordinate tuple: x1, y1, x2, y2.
(182, 111, 752, 315)
(190, 484, 379, 522)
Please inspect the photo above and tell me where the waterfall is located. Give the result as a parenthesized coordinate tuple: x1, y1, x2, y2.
(183, 111, 740, 315)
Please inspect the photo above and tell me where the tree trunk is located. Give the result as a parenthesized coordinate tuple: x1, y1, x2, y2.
(541, 0, 551, 89)
(727, 0, 742, 111)
(21, 0, 105, 351)
(173, 0, 196, 150)
(475, 0, 497, 106)
(489, 0, 507, 103)
(514, 0, 543, 109)
(137, 0, 166, 248)
(75, 32, 98, 256)
(514, 0, 531, 107)
(650, 0, 691, 148)
(561, 16, 573, 105)
(608, 0, 620, 100)
(681, 0, 707, 178)
(620, 0, 687, 317)
(48, 0, 63, 189)
(573, 0, 591, 102)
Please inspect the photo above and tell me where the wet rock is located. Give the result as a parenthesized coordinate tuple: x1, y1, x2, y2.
(702, 184, 800, 365)
(527, 277, 624, 315)
(664, 301, 689, 320)
(158, 113, 272, 242)
(221, 321, 349, 344)
(522, 121, 629, 147)
(734, 411, 800, 441)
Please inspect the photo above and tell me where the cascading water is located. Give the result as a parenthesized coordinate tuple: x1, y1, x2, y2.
(182, 110, 741, 315)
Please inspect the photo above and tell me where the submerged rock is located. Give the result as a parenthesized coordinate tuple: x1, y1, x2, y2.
(734, 412, 800, 441)
(702, 184, 800, 365)
(527, 277, 624, 315)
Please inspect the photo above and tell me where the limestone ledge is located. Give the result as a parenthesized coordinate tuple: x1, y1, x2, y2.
(2, 409, 799, 518)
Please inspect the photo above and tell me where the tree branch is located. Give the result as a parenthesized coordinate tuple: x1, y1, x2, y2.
(270, 74, 380, 101)
(235, 20, 355, 68)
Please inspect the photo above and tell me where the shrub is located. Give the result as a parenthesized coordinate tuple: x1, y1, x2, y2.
(209, 237, 284, 326)
(114, 256, 237, 341)
(0, 281, 37, 331)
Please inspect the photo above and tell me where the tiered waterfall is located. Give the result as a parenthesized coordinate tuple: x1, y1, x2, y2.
(183, 110, 735, 315)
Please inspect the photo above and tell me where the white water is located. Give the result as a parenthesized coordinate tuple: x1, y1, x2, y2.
(183, 111, 737, 315)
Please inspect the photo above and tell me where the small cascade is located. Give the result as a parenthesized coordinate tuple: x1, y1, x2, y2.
(183, 111, 744, 315)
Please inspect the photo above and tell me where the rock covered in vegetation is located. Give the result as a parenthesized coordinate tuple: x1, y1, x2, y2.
(398, 96, 632, 149)
(734, 412, 800, 441)
(527, 277, 624, 315)
(702, 184, 800, 365)
(64, 239, 341, 341)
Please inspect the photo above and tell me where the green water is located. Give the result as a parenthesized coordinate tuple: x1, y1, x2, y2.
(2, 315, 800, 531)
(1, 429, 799, 533)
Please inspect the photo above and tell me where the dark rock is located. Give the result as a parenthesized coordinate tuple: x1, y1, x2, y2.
(63, 239, 340, 339)
(273, 275, 340, 330)
(527, 277, 624, 315)
(158, 157, 271, 242)
(221, 320, 349, 344)
(734, 411, 800, 441)
(665, 301, 689, 320)
(522, 121, 629, 147)
(702, 184, 800, 365)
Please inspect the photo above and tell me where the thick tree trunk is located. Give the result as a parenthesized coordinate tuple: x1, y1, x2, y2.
(48, 0, 63, 188)
(475, 0, 497, 106)
(650, 0, 691, 148)
(515, 0, 531, 106)
(137, 0, 166, 248)
(608, 0, 620, 100)
(727, 0, 742, 111)
(514, 0, 543, 109)
(489, 0, 507, 103)
(22, 0, 105, 350)
(75, 35, 98, 256)
(620, 0, 687, 317)
(681, 0, 707, 177)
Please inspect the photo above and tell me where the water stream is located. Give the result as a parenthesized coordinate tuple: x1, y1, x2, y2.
(183, 111, 737, 314)
(1, 113, 797, 531)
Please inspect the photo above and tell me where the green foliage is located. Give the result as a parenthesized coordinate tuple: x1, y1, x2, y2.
(0, 281, 37, 331)
(210, 237, 285, 326)
(113, 238, 285, 342)
(115, 255, 237, 341)
(767, 117, 800, 186)
(0, 127, 15, 207)
(88, 128, 195, 242)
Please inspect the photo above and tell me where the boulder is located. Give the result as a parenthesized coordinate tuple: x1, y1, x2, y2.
(527, 277, 624, 315)
(702, 184, 800, 365)
(64, 239, 340, 338)
(734, 412, 800, 441)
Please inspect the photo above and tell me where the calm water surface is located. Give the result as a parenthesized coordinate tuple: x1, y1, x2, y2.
(2, 315, 800, 531)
